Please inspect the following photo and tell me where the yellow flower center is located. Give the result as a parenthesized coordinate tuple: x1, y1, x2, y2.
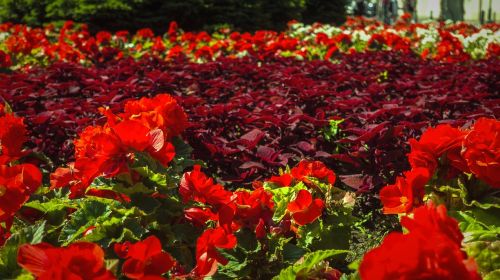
(0, 185, 6, 197)
(400, 196, 409, 205)
(476, 160, 488, 167)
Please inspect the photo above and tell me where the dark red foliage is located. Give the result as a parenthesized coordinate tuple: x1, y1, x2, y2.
(0, 52, 498, 190)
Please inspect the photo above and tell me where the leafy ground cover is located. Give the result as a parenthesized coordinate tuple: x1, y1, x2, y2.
(1, 53, 498, 187)
(0, 16, 499, 280)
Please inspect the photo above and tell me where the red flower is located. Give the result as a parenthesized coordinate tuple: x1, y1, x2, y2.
(136, 28, 154, 39)
(167, 21, 178, 42)
(0, 50, 12, 68)
(462, 118, 500, 188)
(267, 174, 293, 187)
(50, 164, 76, 190)
(379, 167, 431, 214)
(287, 189, 324, 226)
(0, 164, 42, 222)
(291, 160, 336, 185)
(17, 242, 115, 280)
(71, 119, 172, 196)
(96, 31, 112, 45)
(400, 203, 464, 246)
(194, 227, 237, 277)
(72, 125, 131, 191)
(233, 187, 274, 236)
(121, 94, 188, 139)
(114, 236, 175, 279)
(184, 207, 217, 227)
(152, 37, 166, 53)
(0, 114, 28, 164)
(325, 45, 339, 60)
(194, 46, 214, 60)
(408, 124, 466, 173)
(179, 165, 232, 206)
(359, 204, 480, 280)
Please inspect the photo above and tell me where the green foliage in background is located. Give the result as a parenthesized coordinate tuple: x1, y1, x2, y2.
(0, 0, 347, 32)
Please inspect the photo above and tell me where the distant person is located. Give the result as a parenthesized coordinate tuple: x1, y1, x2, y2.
(404, 0, 417, 21)
(354, 0, 366, 17)
(381, 0, 393, 24)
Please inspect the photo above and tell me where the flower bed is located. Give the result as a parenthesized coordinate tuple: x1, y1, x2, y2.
(1, 53, 498, 188)
(0, 17, 499, 280)
(0, 17, 499, 69)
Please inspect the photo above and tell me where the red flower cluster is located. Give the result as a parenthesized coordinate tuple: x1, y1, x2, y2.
(462, 118, 500, 188)
(407, 124, 466, 174)
(0, 113, 28, 164)
(0, 50, 11, 68)
(381, 118, 500, 214)
(0, 164, 42, 222)
(180, 165, 275, 276)
(114, 236, 175, 279)
(290, 160, 336, 185)
(0, 109, 42, 243)
(267, 160, 336, 188)
(51, 94, 188, 197)
(180, 160, 335, 276)
(233, 187, 275, 238)
(359, 203, 481, 280)
(17, 242, 115, 280)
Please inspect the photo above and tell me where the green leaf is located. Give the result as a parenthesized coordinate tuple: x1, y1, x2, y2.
(265, 182, 306, 222)
(0, 221, 46, 278)
(130, 193, 161, 214)
(24, 198, 71, 213)
(297, 210, 353, 252)
(465, 241, 500, 274)
(323, 119, 344, 142)
(234, 228, 258, 253)
(454, 210, 500, 243)
(15, 272, 35, 280)
(273, 249, 349, 280)
(484, 270, 500, 280)
(209, 259, 250, 279)
(59, 199, 112, 245)
(282, 243, 307, 263)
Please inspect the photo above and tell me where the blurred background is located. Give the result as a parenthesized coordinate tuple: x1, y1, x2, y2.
(0, 0, 498, 32)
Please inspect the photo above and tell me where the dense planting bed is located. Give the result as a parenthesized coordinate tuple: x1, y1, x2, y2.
(2, 52, 498, 187)
(0, 18, 499, 280)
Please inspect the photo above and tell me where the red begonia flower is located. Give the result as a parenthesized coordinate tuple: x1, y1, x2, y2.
(233, 187, 274, 235)
(0, 114, 28, 164)
(359, 203, 480, 280)
(462, 118, 500, 188)
(184, 207, 218, 227)
(121, 94, 188, 139)
(194, 227, 237, 277)
(115, 236, 175, 279)
(291, 160, 336, 185)
(287, 189, 324, 226)
(407, 124, 466, 173)
(379, 167, 431, 214)
(179, 165, 232, 206)
(267, 174, 293, 187)
(18, 242, 115, 280)
(0, 164, 42, 222)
